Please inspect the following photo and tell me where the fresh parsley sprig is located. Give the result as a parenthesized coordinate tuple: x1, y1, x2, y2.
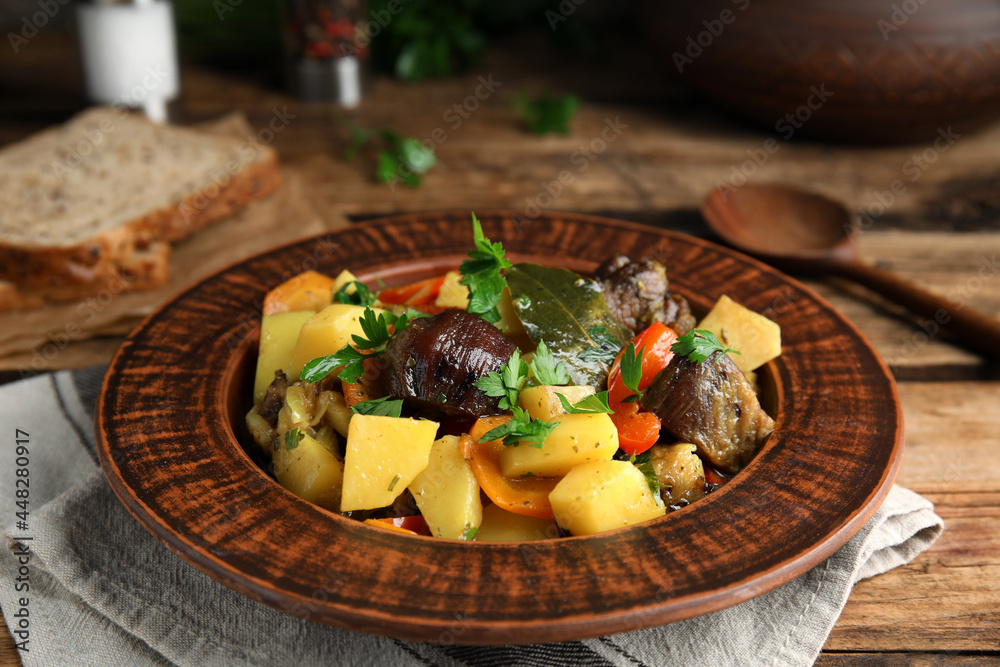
(671, 329, 740, 364)
(459, 213, 511, 323)
(474, 350, 529, 411)
(556, 390, 613, 415)
(350, 396, 404, 418)
(529, 340, 571, 386)
(300, 307, 394, 384)
(478, 406, 559, 449)
(620, 342, 646, 403)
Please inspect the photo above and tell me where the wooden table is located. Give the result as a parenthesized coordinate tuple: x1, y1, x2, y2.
(1, 29, 998, 665)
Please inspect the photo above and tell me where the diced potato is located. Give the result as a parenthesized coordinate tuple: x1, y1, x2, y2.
(697, 295, 781, 374)
(287, 303, 387, 377)
(518, 385, 596, 421)
(434, 270, 470, 308)
(549, 460, 666, 536)
(341, 415, 440, 512)
(273, 431, 344, 511)
(499, 413, 618, 478)
(262, 271, 335, 316)
(649, 443, 706, 507)
(253, 311, 315, 404)
(409, 435, 482, 539)
(476, 503, 559, 541)
(330, 269, 359, 294)
(323, 391, 352, 438)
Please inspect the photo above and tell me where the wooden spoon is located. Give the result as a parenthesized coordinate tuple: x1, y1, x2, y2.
(702, 183, 1000, 359)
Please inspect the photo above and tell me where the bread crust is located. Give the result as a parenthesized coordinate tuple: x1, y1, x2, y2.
(0, 149, 282, 290)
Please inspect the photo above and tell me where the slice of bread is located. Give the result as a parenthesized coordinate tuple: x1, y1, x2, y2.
(0, 241, 171, 313)
(0, 107, 282, 293)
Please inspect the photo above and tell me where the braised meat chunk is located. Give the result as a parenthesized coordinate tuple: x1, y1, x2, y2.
(381, 309, 516, 418)
(640, 351, 774, 474)
(596, 254, 696, 335)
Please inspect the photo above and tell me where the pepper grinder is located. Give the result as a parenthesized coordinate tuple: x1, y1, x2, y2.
(76, 0, 180, 123)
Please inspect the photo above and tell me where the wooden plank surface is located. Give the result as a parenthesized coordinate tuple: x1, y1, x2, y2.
(1, 27, 999, 665)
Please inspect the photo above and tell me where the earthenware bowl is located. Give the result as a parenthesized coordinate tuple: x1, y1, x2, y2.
(638, 0, 1000, 144)
(96, 210, 902, 644)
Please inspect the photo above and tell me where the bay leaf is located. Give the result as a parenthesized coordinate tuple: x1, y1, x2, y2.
(506, 263, 631, 387)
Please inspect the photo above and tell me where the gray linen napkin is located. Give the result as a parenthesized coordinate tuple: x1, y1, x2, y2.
(0, 368, 943, 667)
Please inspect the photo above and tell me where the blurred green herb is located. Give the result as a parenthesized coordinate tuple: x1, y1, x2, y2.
(368, 0, 486, 82)
(512, 90, 579, 135)
(345, 127, 437, 187)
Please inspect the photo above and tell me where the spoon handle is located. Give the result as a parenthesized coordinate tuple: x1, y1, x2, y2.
(833, 260, 1000, 359)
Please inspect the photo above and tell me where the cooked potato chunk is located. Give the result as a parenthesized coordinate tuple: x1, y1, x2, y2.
(330, 269, 359, 294)
(262, 271, 335, 316)
(476, 503, 559, 541)
(253, 311, 316, 404)
(697, 295, 781, 374)
(518, 385, 596, 421)
(273, 431, 344, 511)
(287, 303, 387, 377)
(499, 413, 619, 478)
(549, 460, 665, 535)
(649, 443, 706, 507)
(322, 391, 352, 438)
(340, 415, 439, 512)
(434, 270, 470, 308)
(409, 435, 482, 539)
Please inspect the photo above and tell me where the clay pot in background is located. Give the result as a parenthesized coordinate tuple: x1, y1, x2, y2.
(638, 0, 1000, 144)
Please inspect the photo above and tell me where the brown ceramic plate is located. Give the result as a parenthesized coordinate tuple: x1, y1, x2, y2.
(96, 211, 902, 644)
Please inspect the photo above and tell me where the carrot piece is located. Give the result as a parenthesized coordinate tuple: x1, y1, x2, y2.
(464, 417, 558, 520)
(262, 270, 336, 316)
(342, 381, 373, 408)
(366, 516, 429, 535)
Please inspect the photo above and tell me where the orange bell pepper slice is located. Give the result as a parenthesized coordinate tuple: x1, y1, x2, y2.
(377, 275, 447, 306)
(262, 270, 335, 316)
(606, 322, 678, 455)
(464, 417, 558, 520)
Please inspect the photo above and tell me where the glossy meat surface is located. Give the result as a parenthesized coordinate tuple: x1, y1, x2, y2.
(596, 254, 696, 335)
(381, 309, 516, 418)
(641, 351, 774, 473)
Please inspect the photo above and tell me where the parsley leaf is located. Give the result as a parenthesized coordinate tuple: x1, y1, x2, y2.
(578, 326, 623, 366)
(475, 350, 529, 410)
(630, 451, 665, 499)
(459, 213, 511, 323)
(284, 428, 303, 451)
(478, 407, 559, 449)
(620, 342, 645, 403)
(353, 308, 393, 350)
(351, 396, 404, 418)
(462, 523, 479, 541)
(530, 340, 571, 386)
(556, 391, 613, 415)
(671, 329, 740, 364)
(333, 280, 378, 307)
